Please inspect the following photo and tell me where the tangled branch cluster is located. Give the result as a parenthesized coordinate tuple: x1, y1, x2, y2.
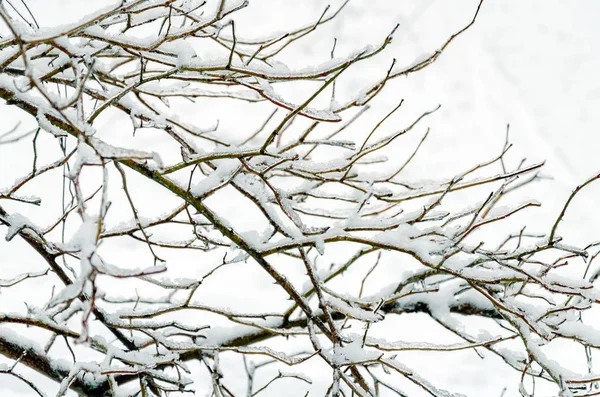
(0, 1, 599, 396)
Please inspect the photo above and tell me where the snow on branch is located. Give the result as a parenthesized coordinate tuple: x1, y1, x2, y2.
(1, 0, 599, 396)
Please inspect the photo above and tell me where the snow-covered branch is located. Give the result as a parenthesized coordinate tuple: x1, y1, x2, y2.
(0, 0, 598, 396)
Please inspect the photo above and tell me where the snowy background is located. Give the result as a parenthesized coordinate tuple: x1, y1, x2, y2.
(0, 0, 599, 396)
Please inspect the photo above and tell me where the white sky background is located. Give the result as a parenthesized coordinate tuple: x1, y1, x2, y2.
(0, 0, 600, 396)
